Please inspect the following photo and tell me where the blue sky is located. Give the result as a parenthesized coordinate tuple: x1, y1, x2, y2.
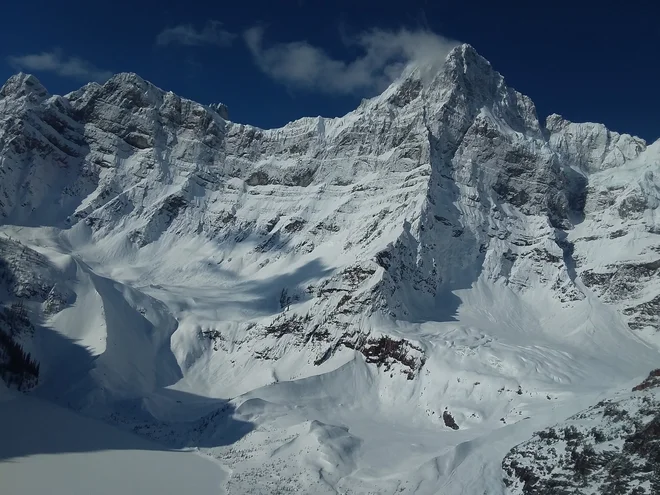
(1, 0, 658, 142)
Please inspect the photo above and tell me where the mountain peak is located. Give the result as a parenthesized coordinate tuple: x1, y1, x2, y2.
(444, 43, 487, 67)
(95, 72, 166, 109)
(0, 73, 50, 102)
(449, 42, 481, 60)
(400, 43, 488, 83)
(105, 72, 149, 87)
(443, 43, 496, 82)
(101, 72, 163, 96)
(209, 102, 230, 120)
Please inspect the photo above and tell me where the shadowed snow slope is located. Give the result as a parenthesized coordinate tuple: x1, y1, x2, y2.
(0, 44, 659, 494)
(0, 383, 229, 495)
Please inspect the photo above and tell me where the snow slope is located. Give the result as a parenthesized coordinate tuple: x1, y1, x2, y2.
(0, 44, 659, 494)
(0, 382, 229, 495)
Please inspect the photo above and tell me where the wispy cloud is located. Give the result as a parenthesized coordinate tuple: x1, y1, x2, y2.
(157, 20, 235, 47)
(8, 50, 112, 82)
(244, 27, 458, 95)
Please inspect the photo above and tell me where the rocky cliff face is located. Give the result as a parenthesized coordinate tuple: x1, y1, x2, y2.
(3, 46, 655, 338)
(1, 44, 659, 494)
(503, 370, 660, 494)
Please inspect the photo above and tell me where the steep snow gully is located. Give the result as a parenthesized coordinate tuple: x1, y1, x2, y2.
(0, 44, 659, 494)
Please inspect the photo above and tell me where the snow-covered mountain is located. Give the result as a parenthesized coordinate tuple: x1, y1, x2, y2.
(0, 43, 658, 494)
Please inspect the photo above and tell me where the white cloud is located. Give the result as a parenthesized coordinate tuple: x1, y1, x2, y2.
(157, 20, 235, 47)
(8, 50, 112, 82)
(244, 27, 458, 95)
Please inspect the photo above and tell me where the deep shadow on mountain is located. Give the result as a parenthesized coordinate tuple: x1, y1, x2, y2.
(405, 124, 486, 324)
(240, 257, 334, 312)
(0, 385, 252, 461)
(0, 312, 253, 461)
(0, 390, 172, 461)
(156, 257, 334, 319)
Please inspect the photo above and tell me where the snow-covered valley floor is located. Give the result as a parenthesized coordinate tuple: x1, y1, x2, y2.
(0, 382, 228, 495)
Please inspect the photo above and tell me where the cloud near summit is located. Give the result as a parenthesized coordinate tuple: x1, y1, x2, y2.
(153, 21, 457, 95)
(244, 27, 458, 95)
(7, 50, 112, 82)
